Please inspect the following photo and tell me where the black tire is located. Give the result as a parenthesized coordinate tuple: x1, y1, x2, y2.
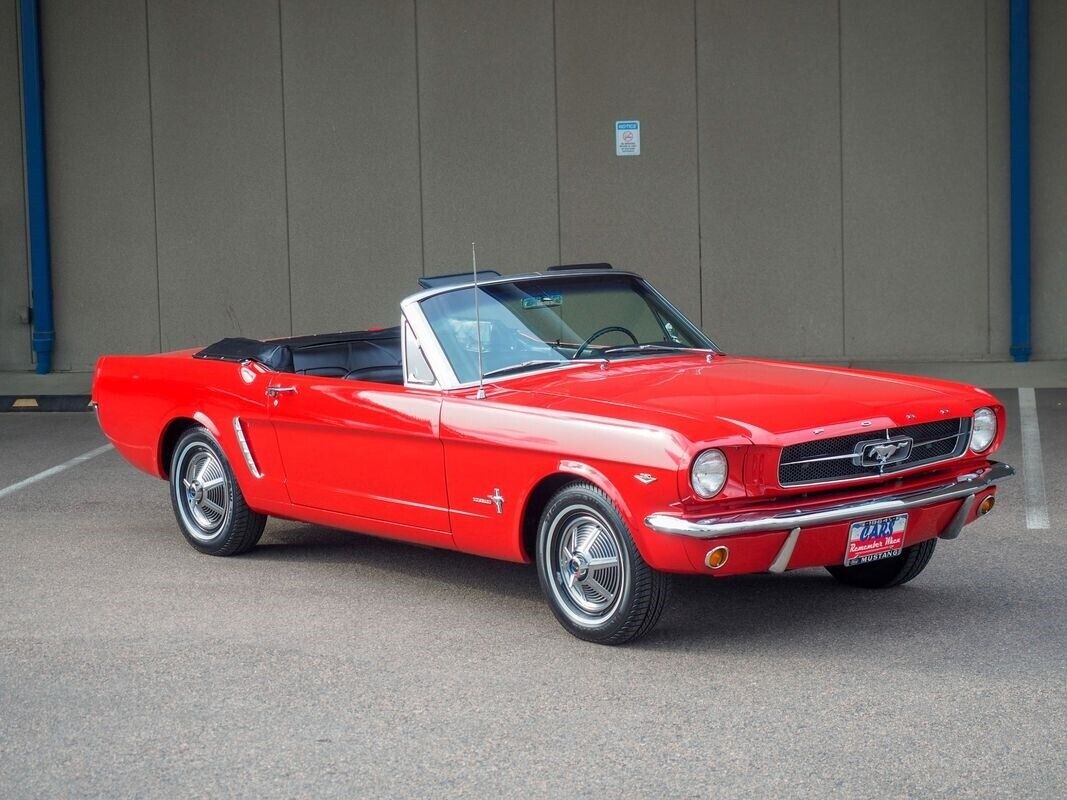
(536, 481, 670, 645)
(825, 538, 937, 589)
(168, 426, 266, 556)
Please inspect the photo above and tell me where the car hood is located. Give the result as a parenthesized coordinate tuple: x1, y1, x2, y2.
(506, 355, 987, 444)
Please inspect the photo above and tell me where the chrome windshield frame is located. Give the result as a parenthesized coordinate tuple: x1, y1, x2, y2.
(398, 270, 719, 391)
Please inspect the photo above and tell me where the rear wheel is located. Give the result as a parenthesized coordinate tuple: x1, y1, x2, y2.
(825, 538, 937, 589)
(536, 482, 670, 645)
(169, 426, 266, 556)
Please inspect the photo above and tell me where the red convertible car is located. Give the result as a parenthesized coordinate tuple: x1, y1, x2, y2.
(93, 266, 1013, 644)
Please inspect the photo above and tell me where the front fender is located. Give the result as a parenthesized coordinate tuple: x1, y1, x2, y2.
(551, 459, 699, 573)
(556, 459, 636, 525)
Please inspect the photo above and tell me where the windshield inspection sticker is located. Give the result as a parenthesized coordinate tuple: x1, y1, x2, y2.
(616, 120, 640, 156)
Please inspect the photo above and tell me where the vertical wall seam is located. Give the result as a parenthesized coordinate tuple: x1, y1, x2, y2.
(144, 0, 162, 352)
(551, 0, 562, 265)
(692, 0, 703, 329)
(13, 0, 31, 365)
(837, 0, 846, 359)
(413, 0, 426, 277)
(984, 1, 992, 355)
(276, 0, 293, 335)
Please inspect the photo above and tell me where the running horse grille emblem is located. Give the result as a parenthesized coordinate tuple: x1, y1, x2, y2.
(854, 436, 913, 468)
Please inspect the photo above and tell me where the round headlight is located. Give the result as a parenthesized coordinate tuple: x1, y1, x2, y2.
(691, 449, 728, 498)
(969, 407, 997, 453)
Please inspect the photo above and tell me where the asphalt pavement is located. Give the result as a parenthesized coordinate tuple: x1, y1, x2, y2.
(0, 389, 1064, 798)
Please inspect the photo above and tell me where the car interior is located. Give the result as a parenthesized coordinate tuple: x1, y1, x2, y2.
(194, 327, 404, 385)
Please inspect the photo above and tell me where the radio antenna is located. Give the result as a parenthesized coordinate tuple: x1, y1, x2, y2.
(472, 241, 486, 399)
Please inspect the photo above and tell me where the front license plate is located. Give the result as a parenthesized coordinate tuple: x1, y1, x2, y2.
(844, 514, 907, 566)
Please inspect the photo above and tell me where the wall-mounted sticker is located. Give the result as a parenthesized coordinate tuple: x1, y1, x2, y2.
(615, 120, 640, 156)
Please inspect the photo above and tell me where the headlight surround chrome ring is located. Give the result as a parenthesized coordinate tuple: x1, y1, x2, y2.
(691, 448, 728, 498)
(969, 407, 997, 453)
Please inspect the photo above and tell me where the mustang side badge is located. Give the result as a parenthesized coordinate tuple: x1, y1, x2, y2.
(473, 488, 505, 514)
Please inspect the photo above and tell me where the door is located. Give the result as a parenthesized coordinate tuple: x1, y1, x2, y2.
(266, 374, 451, 533)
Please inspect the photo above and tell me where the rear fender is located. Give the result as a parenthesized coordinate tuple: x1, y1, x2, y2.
(157, 407, 279, 511)
(156, 409, 224, 477)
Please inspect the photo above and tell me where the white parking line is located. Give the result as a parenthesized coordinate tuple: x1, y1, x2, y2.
(1017, 388, 1049, 530)
(0, 444, 114, 501)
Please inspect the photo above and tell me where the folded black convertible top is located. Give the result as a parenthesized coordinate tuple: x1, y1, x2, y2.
(194, 327, 400, 372)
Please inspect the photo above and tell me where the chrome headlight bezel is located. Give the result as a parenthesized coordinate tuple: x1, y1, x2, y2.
(969, 407, 997, 453)
(691, 448, 728, 499)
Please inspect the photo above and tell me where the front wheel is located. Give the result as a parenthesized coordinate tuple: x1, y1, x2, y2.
(169, 426, 266, 556)
(825, 538, 937, 589)
(536, 482, 670, 645)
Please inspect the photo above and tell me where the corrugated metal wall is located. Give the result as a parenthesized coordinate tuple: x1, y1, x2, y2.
(0, 0, 1064, 371)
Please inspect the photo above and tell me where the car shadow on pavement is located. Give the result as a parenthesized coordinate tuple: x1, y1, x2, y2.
(242, 520, 997, 653)
(247, 521, 543, 604)
(639, 570, 987, 654)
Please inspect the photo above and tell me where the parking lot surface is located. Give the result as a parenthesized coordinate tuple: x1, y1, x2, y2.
(1, 389, 1064, 798)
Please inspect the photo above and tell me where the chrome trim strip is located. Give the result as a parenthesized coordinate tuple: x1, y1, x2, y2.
(938, 494, 976, 540)
(768, 527, 801, 573)
(232, 417, 263, 479)
(398, 303, 460, 389)
(910, 431, 971, 448)
(400, 316, 439, 388)
(780, 451, 867, 466)
(779, 430, 968, 467)
(405, 269, 637, 304)
(645, 462, 1014, 539)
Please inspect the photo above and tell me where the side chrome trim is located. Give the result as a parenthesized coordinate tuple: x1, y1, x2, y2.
(232, 417, 263, 479)
(645, 462, 1014, 539)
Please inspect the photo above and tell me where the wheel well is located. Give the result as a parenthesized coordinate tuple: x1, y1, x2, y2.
(521, 472, 580, 562)
(159, 417, 199, 478)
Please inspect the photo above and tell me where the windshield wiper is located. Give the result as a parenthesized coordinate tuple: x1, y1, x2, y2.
(599, 344, 707, 357)
(482, 359, 567, 379)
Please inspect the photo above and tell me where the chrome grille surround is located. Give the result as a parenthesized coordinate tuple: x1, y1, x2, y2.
(778, 418, 971, 488)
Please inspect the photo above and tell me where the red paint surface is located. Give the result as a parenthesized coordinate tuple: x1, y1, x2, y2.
(92, 351, 1005, 575)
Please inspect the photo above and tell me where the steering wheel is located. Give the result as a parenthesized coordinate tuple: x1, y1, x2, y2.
(573, 326, 639, 359)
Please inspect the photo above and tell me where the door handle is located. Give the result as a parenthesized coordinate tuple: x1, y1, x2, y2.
(266, 385, 298, 397)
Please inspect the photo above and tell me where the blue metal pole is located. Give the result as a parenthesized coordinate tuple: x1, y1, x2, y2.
(18, 0, 54, 374)
(1009, 0, 1031, 363)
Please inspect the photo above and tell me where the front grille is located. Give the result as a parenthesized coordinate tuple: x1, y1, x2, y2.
(778, 418, 970, 487)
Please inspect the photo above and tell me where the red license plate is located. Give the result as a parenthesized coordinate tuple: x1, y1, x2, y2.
(844, 514, 907, 566)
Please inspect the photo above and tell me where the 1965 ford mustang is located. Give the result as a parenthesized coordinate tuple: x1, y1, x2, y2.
(93, 265, 1014, 644)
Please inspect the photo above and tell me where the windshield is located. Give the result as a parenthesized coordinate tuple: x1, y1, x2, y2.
(418, 274, 713, 384)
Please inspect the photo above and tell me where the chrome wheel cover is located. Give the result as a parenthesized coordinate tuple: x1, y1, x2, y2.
(174, 441, 230, 542)
(543, 504, 625, 625)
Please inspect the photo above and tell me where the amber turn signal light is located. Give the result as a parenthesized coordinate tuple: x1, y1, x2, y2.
(977, 495, 996, 516)
(705, 545, 729, 570)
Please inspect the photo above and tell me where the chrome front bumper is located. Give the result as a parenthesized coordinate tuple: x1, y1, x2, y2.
(645, 462, 1014, 539)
